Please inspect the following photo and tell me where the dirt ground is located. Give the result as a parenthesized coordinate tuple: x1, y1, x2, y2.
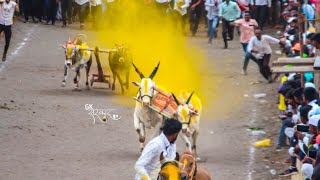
(0, 20, 290, 180)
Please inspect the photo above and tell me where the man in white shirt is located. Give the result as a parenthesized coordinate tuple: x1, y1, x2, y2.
(135, 118, 182, 180)
(170, 0, 190, 35)
(154, 0, 170, 17)
(245, 28, 284, 82)
(0, 0, 19, 61)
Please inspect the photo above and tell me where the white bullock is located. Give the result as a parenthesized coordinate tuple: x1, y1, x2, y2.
(172, 91, 202, 160)
(132, 62, 164, 152)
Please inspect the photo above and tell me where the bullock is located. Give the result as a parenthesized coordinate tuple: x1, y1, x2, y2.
(108, 45, 132, 94)
(132, 62, 164, 152)
(172, 91, 202, 160)
(179, 151, 212, 180)
(61, 37, 92, 90)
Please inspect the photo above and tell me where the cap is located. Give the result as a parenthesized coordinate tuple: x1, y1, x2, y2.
(309, 114, 320, 126)
(287, 17, 297, 23)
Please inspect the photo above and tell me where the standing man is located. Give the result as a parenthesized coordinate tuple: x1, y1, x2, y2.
(45, 0, 58, 25)
(245, 28, 285, 82)
(205, 0, 221, 44)
(250, 0, 271, 30)
(171, 0, 190, 35)
(231, 10, 258, 74)
(135, 118, 182, 180)
(0, 0, 19, 62)
(219, 0, 241, 49)
(74, 0, 90, 29)
(61, 0, 73, 27)
(90, 0, 102, 30)
(189, 0, 203, 36)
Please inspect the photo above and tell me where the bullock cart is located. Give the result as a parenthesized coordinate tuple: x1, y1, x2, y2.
(80, 47, 117, 88)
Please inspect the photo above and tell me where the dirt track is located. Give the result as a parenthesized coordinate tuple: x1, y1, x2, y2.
(0, 21, 283, 179)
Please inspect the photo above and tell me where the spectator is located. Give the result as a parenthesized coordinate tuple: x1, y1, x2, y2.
(219, 0, 241, 49)
(250, 0, 271, 30)
(32, 0, 43, 23)
(312, 152, 320, 180)
(45, 0, 58, 25)
(312, 33, 320, 50)
(170, 0, 190, 35)
(74, 0, 90, 29)
(277, 111, 294, 149)
(293, 87, 303, 106)
(189, 0, 203, 36)
(61, 0, 73, 27)
(0, 0, 19, 62)
(279, 105, 313, 177)
(303, 87, 318, 110)
(231, 10, 258, 75)
(21, 0, 34, 23)
(303, 33, 316, 58)
(284, 17, 299, 48)
(205, 0, 221, 44)
(91, 0, 103, 30)
(302, 1, 314, 27)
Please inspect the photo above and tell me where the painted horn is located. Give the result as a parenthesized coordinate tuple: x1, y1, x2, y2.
(172, 93, 181, 106)
(132, 63, 145, 79)
(149, 61, 160, 80)
(186, 91, 194, 105)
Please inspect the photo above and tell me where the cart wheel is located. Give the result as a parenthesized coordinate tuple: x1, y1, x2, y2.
(90, 76, 94, 87)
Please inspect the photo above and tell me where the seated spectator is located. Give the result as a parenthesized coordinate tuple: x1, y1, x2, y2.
(303, 87, 319, 110)
(303, 33, 315, 58)
(279, 105, 313, 177)
(312, 152, 320, 180)
(277, 111, 294, 149)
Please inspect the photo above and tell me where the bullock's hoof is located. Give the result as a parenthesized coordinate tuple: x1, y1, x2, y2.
(86, 86, 90, 90)
(61, 82, 66, 87)
(140, 147, 144, 153)
(139, 135, 145, 143)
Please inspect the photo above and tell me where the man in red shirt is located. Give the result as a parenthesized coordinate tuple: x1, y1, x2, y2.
(232, 10, 258, 75)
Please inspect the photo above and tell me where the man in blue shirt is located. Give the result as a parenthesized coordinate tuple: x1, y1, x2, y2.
(219, 0, 241, 48)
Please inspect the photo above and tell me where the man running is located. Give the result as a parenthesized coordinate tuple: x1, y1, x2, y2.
(205, 0, 221, 44)
(219, 0, 241, 49)
(231, 10, 258, 74)
(245, 28, 285, 82)
(0, 0, 19, 61)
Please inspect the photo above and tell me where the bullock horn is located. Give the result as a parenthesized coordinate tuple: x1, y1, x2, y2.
(132, 63, 145, 79)
(149, 61, 160, 80)
(68, 37, 71, 43)
(172, 93, 181, 106)
(73, 38, 77, 45)
(186, 91, 194, 105)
